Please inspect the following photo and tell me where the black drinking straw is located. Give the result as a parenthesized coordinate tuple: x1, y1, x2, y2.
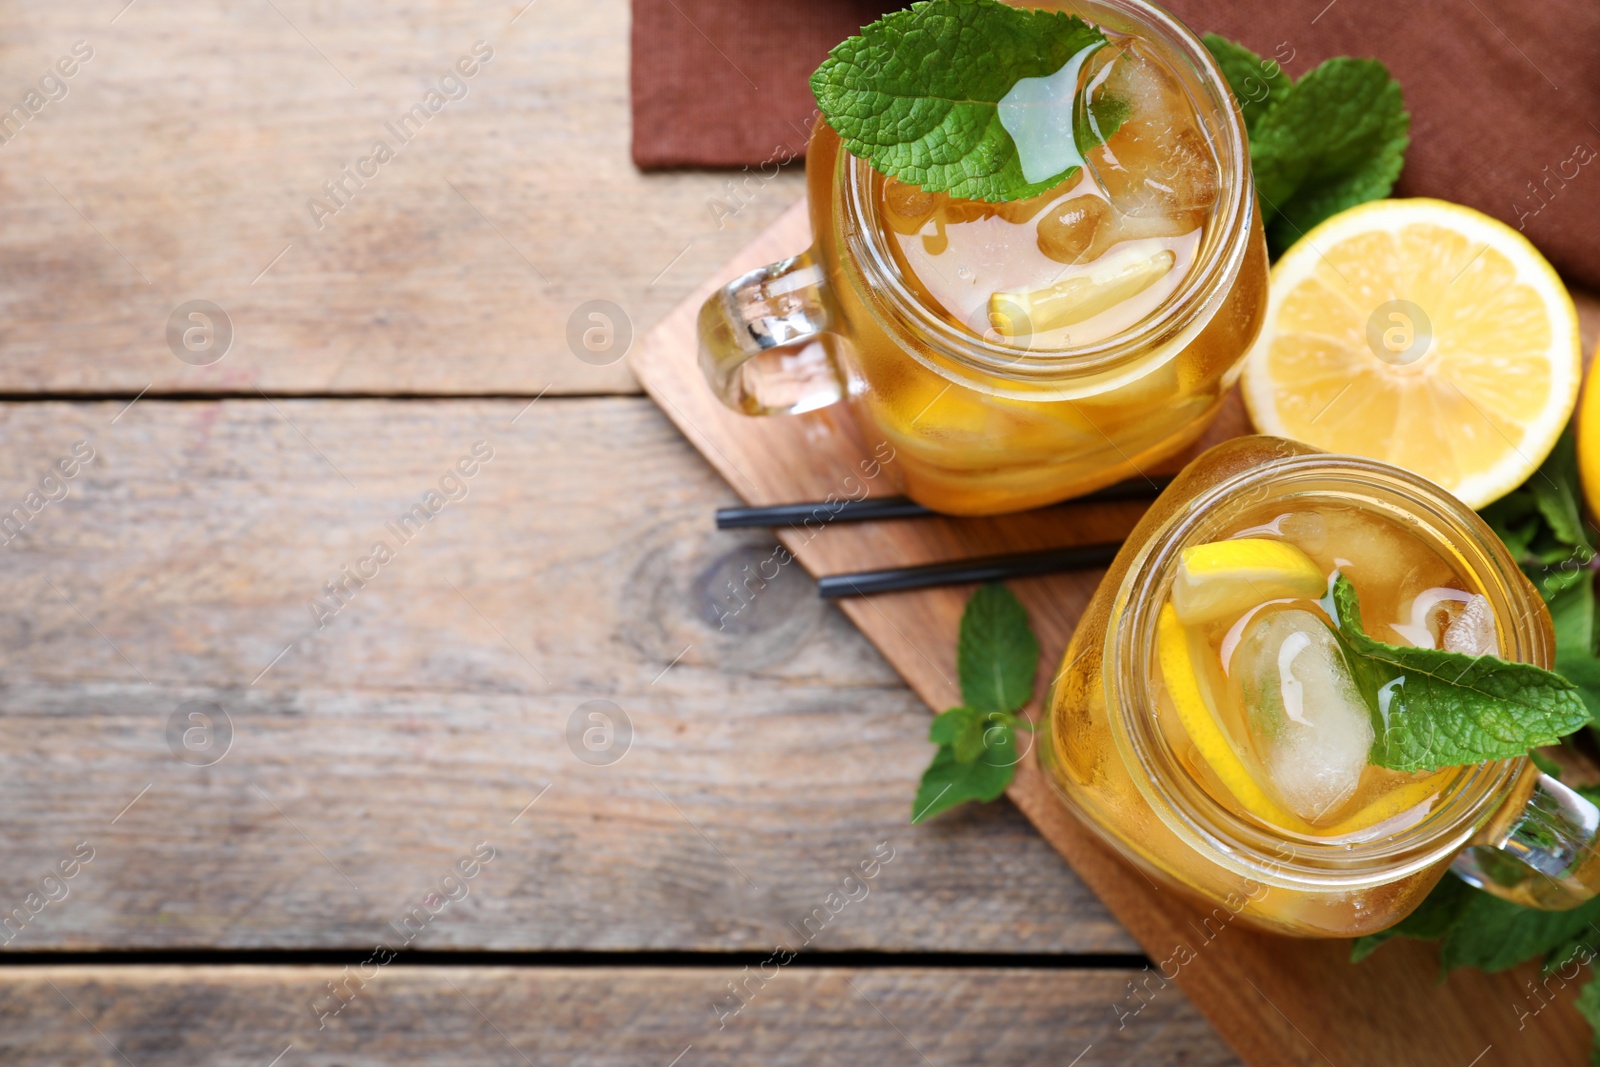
(816, 542, 1123, 598)
(715, 474, 1170, 530)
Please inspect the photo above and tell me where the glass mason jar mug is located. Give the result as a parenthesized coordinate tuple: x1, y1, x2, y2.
(696, 0, 1269, 515)
(1043, 436, 1600, 938)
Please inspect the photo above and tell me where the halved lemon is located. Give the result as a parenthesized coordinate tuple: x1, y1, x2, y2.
(1242, 199, 1581, 509)
(1170, 538, 1325, 625)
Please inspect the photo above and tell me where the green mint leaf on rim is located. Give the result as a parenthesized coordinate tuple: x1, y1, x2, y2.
(1330, 576, 1588, 772)
(958, 582, 1040, 712)
(1202, 38, 1408, 258)
(913, 583, 1039, 822)
(810, 0, 1115, 202)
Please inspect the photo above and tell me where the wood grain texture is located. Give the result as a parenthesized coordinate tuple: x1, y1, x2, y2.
(0, 397, 1132, 953)
(0, 965, 1241, 1066)
(0, 0, 801, 394)
(630, 199, 1600, 1067)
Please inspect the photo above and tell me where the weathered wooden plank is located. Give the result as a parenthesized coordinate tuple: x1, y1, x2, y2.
(0, 0, 800, 394)
(0, 397, 1131, 953)
(629, 200, 1600, 1067)
(0, 965, 1240, 1066)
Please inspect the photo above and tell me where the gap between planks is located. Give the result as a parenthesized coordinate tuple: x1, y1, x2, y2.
(0, 949, 1150, 969)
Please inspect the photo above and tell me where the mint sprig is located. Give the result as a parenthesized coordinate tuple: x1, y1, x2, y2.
(1202, 36, 1409, 258)
(1331, 576, 1588, 772)
(811, 0, 1111, 203)
(913, 584, 1038, 823)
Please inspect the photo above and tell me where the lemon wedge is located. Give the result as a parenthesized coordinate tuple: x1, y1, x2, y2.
(1156, 603, 1311, 832)
(990, 248, 1175, 337)
(1241, 198, 1581, 509)
(1170, 538, 1326, 625)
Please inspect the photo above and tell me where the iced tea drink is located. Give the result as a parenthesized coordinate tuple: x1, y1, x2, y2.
(1156, 500, 1492, 836)
(699, 0, 1268, 515)
(1043, 437, 1600, 937)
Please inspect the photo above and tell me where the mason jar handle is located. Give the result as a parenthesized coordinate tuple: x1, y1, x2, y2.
(697, 249, 846, 416)
(1452, 771, 1600, 910)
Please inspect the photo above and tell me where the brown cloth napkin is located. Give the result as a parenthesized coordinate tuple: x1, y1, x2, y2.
(631, 0, 1600, 290)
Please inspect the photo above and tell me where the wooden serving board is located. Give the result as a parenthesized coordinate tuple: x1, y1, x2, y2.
(632, 197, 1597, 1066)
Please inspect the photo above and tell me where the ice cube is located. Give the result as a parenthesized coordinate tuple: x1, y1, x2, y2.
(1388, 586, 1497, 655)
(882, 177, 937, 236)
(1233, 608, 1375, 822)
(1441, 594, 1497, 656)
(1035, 194, 1113, 263)
(1081, 42, 1219, 223)
(1091, 126, 1217, 220)
(1391, 587, 1470, 649)
(1082, 40, 1187, 133)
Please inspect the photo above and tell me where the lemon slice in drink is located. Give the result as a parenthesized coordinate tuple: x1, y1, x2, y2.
(1170, 538, 1325, 625)
(1324, 769, 1456, 837)
(1241, 199, 1581, 509)
(1156, 604, 1311, 831)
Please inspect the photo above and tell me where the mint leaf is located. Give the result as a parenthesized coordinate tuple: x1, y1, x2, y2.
(913, 583, 1040, 822)
(1331, 576, 1589, 771)
(1482, 428, 1596, 608)
(1438, 889, 1600, 973)
(1352, 866, 1600, 975)
(1560, 655, 1600, 727)
(1478, 423, 1600, 726)
(1548, 580, 1598, 724)
(1250, 57, 1408, 256)
(1552, 572, 1597, 659)
(1201, 35, 1289, 137)
(1530, 747, 1566, 778)
(930, 706, 988, 763)
(912, 733, 1018, 823)
(1204, 39, 1409, 258)
(1482, 488, 1545, 562)
(958, 583, 1039, 713)
(1531, 424, 1592, 552)
(811, 0, 1107, 202)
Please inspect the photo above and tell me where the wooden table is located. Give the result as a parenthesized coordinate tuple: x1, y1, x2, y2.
(0, 1, 1240, 1063)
